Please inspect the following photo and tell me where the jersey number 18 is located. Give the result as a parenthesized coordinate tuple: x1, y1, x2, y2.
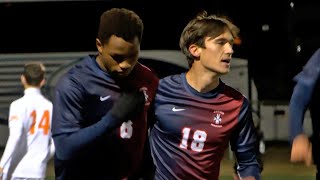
(179, 127, 207, 152)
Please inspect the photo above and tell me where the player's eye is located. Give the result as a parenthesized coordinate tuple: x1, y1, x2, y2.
(111, 55, 124, 62)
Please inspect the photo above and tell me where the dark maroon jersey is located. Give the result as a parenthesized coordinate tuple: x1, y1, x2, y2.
(52, 55, 158, 179)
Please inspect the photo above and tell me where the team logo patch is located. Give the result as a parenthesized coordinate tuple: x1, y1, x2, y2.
(172, 107, 185, 112)
(211, 110, 224, 128)
(100, 95, 111, 101)
(140, 87, 150, 105)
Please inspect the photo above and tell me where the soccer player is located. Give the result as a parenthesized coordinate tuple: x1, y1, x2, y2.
(0, 62, 54, 180)
(149, 11, 260, 180)
(51, 8, 158, 180)
(289, 48, 320, 180)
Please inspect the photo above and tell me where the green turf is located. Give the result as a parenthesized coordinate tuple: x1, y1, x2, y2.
(46, 175, 316, 180)
(6, 143, 318, 180)
(219, 176, 315, 180)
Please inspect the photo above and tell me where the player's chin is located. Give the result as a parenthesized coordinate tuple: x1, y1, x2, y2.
(113, 71, 131, 78)
(219, 69, 230, 75)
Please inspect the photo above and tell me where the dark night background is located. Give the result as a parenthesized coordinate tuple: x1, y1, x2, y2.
(0, 0, 319, 103)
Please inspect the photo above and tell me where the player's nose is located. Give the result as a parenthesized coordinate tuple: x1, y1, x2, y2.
(118, 60, 132, 70)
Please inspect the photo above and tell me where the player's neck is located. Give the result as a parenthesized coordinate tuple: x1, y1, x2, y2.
(96, 56, 108, 72)
(24, 84, 41, 89)
(186, 68, 220, 93)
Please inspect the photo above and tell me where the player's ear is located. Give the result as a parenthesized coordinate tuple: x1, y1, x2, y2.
(20, 75, 26, 85)
(40, 78, 45, 87)
(189, 44, 201, 58)
(96, 38, 103, 54)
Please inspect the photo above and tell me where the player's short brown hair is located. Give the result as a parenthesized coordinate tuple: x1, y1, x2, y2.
(23, 62, 45, 86)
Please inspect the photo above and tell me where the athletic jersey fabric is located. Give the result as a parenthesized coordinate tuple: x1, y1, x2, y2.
(0, 88, 54, 179)
(52, 55, 158, 179)
(150, 73, 260, 180)
(289, 48, 320, 142)
(288, 48, 320, 170)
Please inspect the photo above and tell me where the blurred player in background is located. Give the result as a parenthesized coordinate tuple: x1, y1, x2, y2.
(0, 62, 54, 180)
(51, 8, 158, 180)
(149, 11, 260, 180)
(289, 48, 320, 180)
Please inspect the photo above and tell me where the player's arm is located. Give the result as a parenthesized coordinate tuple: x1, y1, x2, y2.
(47, 104, 55, 160)
(288, 81, 314, 166)
(52, 76, 145, 161)
(289, 48, 320, 142)
(288, 81, 314, 143)
(147, 96, 157, 129)
(0, 167, 3, 180)
(230, 98, 260, 180)
(288, 52, 320, 165)
(0, 102, 24, 171)
(48, 138, 55, 159)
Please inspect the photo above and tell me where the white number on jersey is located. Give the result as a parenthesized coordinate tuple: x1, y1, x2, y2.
(180, 127, 207, 152)
(120, 120, 133, 139)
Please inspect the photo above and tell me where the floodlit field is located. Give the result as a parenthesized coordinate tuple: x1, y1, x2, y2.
(1, 142, 316, 180)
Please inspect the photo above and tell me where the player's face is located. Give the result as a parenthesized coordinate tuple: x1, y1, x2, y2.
(199, 30, 234, 75)
(96, 35, 140, 78)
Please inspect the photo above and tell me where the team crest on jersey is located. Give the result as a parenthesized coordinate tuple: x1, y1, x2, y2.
(140, 87, 150, 105)
(211, 110, 224, 128)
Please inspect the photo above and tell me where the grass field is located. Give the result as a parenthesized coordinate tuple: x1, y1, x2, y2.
(219, 142, 316, 180)
(1, 142, 317, 180)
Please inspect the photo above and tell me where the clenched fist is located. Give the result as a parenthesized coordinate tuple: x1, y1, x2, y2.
(290, 134, 313, 166)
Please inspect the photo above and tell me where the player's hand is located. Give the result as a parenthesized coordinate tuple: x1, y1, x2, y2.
(233, 173, 240, 180)
(290, 134, 313, 166)
(110, 90, 145, 121)
(0, 166, 3, 180)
